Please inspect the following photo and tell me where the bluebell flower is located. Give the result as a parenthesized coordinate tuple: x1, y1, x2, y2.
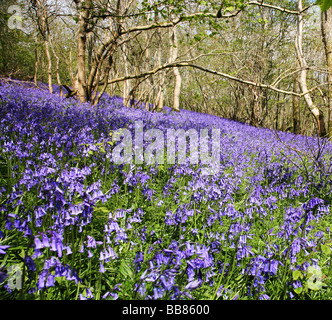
(46, 274, 55, 287)
(185, 280, 201, 291)
(66, 246, 72, 255)
(0, 269, 8, 283)
(35, 237, 43, 250)
(79, 244, 84, 253)
(153, 287, 163, 299)
(0, 245, 10, 254)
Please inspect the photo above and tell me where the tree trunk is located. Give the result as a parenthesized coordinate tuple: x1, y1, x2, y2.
(296, 0, 326, 137)
(93, 55, 112, 106)
(49, 35, 63, 96)
(250, 88, 259, 127)
(75, 0, 91, 103)
(321, 7, 332, 138)
(69, 47, 75, 90)
(170, 26, 182, 112)
(87, 31, 94, 76)
(44, 39, 53, 94)
(34, 33, 38, 87)
(292, 59, 301, 134)
(123, 42, 131, 108)
(154, 33, 165, 111)
(144, 29, 153, 110)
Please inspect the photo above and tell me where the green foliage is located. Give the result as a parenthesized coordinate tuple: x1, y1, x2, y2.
(316, 0, 332, 11)
(0, 1, 35, 78)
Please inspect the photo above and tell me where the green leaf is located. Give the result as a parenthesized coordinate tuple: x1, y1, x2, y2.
(316, 0, 332, 11)
(119, 260, 134, 280)
(293, 270, 303, 280)
(94, 206, 110, 214)
(321, 244, 331, 255)
(294, 287, 303, 294)
(235, 274, 243, 281)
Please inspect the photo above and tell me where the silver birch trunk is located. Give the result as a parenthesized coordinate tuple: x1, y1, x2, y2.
(49, 36, 63, 96)
(295, 0, 326, 136)
(34, 33, 38, 87)
(169, 26, 181, 112)
(321, 6, 332, 138)
(44, 39, 53, 94)
(123, 42, 131, 107)
(155, 35, 165, 111)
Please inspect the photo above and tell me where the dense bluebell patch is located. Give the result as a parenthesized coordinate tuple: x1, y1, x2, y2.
(0, 82, 331, 300)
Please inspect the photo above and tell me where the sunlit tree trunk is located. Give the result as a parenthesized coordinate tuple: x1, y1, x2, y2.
(154, 34, 165, 111)
(170, 26, 181, 112)
(49, 35, 63, 96)
(321, 6, 332, 138)
(75, 0, 91, 103)
(34, 33, 38, 87)
(295, 0, 326, 137)
(144, 29, 152, 110)
(44, 39, 53, 94)
(123, 42, 131, 108)
(292, 60, 301, 134)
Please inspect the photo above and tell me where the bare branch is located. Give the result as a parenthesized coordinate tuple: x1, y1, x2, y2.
(106, 58, 330, 98)
(247, 1, 315, 15)
(121, 9, 242, 35)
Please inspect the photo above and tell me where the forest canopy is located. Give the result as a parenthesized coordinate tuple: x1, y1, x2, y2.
(1, 0, 332, 137)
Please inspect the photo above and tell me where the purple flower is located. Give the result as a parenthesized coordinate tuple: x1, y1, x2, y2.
(46, 274, 55, 287)
(185, 280, 201, 291)
(100, 262, 105, 273)
(0, 245, 10, 254)
(66, 246, 72, 255)
(232, 293, 239, 300)
(0, 269, 8, 283)
(153, 287, 163, 299)
(86, 235, 98, 248)
(35, 237, 43, 250)
(42, 234, 50, 247)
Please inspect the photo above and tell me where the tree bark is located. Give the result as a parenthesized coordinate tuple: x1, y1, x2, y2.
(44, 39, 53, 94)
(154, 32, 165, 111)
(250, 88, 259, 127)
(321, 7, 332, 138)
(75, 0, 91, 103)
(123, 42, 131, 107)
(144, 25, 153, 110)
(295, 0, 326, 137)
(49, 35, 63, 96)
(93, 55, 113, 106)
(292, 59, 301, 134)
(28, 0, 52, 92)
(170, 26, 182, 112)
(34, 33, 38, 87)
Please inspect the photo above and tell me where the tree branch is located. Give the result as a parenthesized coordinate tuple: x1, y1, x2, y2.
(106, 59, 328, 98)
(247, 1, 315, 15)
(121, 9, 242, 35)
